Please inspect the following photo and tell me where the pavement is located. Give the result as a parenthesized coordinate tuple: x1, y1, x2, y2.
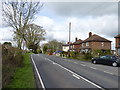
(31, 54, 119, 89)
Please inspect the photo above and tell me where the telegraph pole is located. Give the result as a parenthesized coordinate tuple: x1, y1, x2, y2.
(68, 22, 71, 57)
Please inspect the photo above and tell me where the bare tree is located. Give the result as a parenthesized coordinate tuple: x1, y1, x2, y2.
(25, 24, 46, 53)
(2, 0, 43, 49)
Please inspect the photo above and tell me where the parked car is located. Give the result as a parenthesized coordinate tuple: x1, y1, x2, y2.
(91, 55, 120, 67)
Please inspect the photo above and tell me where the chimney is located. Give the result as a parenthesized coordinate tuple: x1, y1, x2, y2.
(89, 32, 92, 38)
(75, 37, 78, 42)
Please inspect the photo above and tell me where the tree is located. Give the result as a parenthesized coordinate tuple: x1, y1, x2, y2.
(2, 1, 43, 49)
(25, 24, 46, 53)
(43, 45, 48, 54)
(43, 40, 63, 53)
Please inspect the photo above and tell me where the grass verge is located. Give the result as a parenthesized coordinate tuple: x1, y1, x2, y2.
(63, 56, 91, 61)
(6, 53, 36, 88)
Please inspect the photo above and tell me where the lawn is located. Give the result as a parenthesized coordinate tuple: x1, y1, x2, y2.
(6, 53, 36, 88)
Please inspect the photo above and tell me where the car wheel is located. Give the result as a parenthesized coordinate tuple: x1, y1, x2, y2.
(112, 62, 117, 67)
(93, 60, 97, 64)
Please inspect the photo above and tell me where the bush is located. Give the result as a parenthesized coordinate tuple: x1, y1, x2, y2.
(70, 51, 79, 58)
(93, 49, 112, 57)
(2, 44, 24, 87)
(83, 52, 93, 60)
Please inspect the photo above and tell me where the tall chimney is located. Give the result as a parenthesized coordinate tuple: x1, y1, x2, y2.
(89, 32, 92, 38)
(75, 37, 78, 42)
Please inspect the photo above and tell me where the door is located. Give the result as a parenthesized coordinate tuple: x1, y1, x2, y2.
(99, 56, 108, 64)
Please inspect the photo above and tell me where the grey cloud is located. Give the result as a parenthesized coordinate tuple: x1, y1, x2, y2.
(47, 2, 117, 17)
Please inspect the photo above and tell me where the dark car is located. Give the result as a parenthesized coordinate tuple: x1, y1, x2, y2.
(91, 55, 120, 67)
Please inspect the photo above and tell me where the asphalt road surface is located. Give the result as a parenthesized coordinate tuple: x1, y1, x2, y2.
(31, 54, 119, 89)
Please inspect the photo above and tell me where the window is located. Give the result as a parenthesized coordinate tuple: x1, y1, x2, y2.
(82, 43, 84, 47)
(100, 56, 107, 59)
(73, 45, 74, 48)
(86, 42, 89, 46)
(101, 42, 104, 47)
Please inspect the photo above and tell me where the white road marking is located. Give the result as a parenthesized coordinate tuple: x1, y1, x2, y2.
(53, 62, 57, 64)
(103, 71, 114, 75)
(73, 74, 80, 79)
(63, 59, 71, 62)
(31, 55, 46, 90)
(81, 64, 86, 66)
(90, 67, 96, 70)
(45, 57, 105, 90)
(74, 62, 78, 64)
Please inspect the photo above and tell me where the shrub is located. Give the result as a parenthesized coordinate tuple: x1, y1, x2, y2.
(2, 44, 24, 87)
(93, 49, 112, 57)
(70, 51, 79, 58)
(83, 52, 93, 60)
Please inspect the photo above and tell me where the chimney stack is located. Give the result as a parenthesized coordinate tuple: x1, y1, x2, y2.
(89, 32, 92, 38)
(75, 37, 78, 42)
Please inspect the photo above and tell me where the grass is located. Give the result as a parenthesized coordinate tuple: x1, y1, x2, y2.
(6, 53, 36, 88)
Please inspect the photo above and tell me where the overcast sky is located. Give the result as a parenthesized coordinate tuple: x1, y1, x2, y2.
(0, 1, 118, 50)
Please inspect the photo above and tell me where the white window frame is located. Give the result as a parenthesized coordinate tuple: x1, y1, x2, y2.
(101, 42, 104, 47)
(86, 42, 89, 46)
(82, 43, 84, 47)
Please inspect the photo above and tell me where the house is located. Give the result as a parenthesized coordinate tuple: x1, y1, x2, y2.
(80, 32, 112, 53)
(62, 42, 73, 52)
(62, 38, 82, 52)
(114, 34, 120, 56)
(72, 37, 83, 51)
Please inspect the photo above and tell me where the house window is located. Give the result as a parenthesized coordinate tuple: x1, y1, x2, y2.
(86, 42, 89, 46)
(82, 43, 84, 47)
(73, 45, 74, 48)
(101, 42, 104, 47)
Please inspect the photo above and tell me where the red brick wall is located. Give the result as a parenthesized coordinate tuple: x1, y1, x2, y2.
(115, 38, 120, 48)
(91, 42, 111, 50)
(73, 44, 82, 51)
(74, 44, 81, 49)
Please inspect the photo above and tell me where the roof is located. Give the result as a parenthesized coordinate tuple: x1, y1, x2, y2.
(115, 34, 120, 38)
(82, 34, 111, 43)
(62, 44, 73, 46)
(73, 39, 83, 45)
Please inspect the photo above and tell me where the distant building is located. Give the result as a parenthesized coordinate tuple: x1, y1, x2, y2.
(114, 34, 120, 56)
(80, 32, 112, 53)
(62, 32, 112, 53)
(62, 42, 73, 52)
(72, 37, 83, 52)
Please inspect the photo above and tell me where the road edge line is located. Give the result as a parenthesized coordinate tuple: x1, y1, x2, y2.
(31, 54, 46, 90)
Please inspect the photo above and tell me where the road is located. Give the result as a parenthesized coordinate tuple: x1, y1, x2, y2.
(31, 54, 119, 89)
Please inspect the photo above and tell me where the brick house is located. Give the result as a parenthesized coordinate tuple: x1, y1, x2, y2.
(72, 37, 83, 51)
(80, 32, 112, 53)
(114, 34, 120, 56)
(62, 38, 82, 52)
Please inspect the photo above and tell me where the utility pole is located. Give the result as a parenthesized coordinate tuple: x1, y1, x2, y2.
(68, 22, 71, 57)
